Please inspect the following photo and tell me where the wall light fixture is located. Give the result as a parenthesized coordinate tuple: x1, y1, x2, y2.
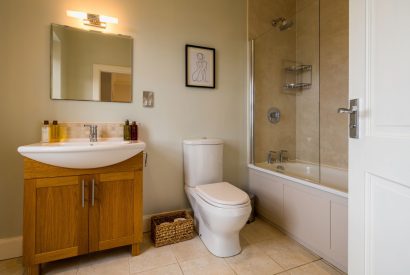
(66, 10, 118, 28)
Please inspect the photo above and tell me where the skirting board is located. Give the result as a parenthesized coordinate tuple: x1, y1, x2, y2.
(0, 209, 193, 260)
(0, 236, 22, 260)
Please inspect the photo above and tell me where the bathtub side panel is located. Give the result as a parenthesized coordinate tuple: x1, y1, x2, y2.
(249, 169, 284, 226)
(248, 165, 348, 272)
(283, 184, 330, 253)
(330, 200, 348, 271)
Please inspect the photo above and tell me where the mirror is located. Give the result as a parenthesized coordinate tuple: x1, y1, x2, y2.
(51, 24, 133, 102)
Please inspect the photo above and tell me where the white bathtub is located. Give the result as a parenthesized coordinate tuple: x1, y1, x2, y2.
(256, 161, 348, 194)
(249, 162, 348, 272)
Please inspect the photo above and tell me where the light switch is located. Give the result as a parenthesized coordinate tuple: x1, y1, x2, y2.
(143, 91, 154, 107)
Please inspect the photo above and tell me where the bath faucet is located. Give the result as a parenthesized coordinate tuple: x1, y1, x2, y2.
(267, 150, 277, 164)
(84, 124, 98, 142)
(279, 150, 288, 162)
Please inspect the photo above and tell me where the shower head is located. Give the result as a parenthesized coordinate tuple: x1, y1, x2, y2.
(272, 17, 293, 31)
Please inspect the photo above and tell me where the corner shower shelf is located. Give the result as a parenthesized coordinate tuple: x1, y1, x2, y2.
(285, 64, 312, 72)
(283, 83, 312, 89)
(283, 63, 312, 91)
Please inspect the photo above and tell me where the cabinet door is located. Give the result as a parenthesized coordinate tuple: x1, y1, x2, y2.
(89, 171, 139, 252)
(26, 176, 88, 264)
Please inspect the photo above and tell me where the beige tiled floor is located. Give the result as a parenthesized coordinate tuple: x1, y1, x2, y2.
(0, 219, 345, 275)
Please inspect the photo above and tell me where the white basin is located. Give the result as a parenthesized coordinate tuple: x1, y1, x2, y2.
(17, 139, 146, 169)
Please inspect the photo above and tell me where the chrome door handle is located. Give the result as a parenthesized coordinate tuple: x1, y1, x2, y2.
(337, 106, 357, 114)
(81, 179, 85, 208)
(91, 178, 95, 207)
(337, 98, 359, 139)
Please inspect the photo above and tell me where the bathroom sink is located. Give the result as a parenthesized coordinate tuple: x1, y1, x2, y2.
(17, 139, 145, 169)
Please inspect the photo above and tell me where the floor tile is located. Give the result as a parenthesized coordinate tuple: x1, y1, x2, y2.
(129, 244, 177, 273)
(0, 219, 338, 275)
(133, 263, 183, 275)
(179, 255, 235, 275)
(170, 236, 210, 263)
(256, 237, 320, 270)
(79, 246, 130, 268)
(0, 257, 24, 275)
(225, 243, 284, 275)
(42, 256, 80, 274)
(241, 219, 285, 244)
(279, 260, 344, 275)
(77, 258, 130, 275)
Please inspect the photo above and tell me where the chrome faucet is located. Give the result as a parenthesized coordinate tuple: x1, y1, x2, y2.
(267, 150, 277, 164)
(279, 150, 288, 162)
(84, 124, 98, 142)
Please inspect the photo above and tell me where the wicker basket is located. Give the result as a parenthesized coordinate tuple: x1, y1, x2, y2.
(151, 210, 194, 247)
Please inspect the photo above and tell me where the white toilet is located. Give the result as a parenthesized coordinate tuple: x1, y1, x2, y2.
(183, 138, 251, 257)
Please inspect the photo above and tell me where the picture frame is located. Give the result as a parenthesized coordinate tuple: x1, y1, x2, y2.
(185, 44, 215, 88)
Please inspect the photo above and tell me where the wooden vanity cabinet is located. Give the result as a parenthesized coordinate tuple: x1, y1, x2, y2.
(23, 153, 143, 275)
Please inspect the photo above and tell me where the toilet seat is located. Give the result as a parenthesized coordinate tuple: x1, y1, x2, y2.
(196, 182, 250, 209)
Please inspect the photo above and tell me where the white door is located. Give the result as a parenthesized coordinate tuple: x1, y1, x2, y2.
(349, 1, 410, 274)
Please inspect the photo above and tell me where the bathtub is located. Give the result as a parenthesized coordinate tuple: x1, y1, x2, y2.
(248, 162, 348, 272)
(256, 161, 348, 194)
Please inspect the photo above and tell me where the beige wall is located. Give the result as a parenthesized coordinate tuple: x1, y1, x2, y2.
(249, 0, 297, 163)
(250, 0, 348, 169)
(0, 0, 247, 238)
(320, 0, 349, 169)
(296, 0, 349, 168)
(295, 0, 320, 164)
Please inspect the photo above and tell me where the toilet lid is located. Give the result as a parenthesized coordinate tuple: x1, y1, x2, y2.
(196, 182, 249, 206)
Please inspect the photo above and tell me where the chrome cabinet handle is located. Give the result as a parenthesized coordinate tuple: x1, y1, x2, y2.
(81, 179, 85, 208)
(91, 178, 95, 207)
(144, 152, 148, 167)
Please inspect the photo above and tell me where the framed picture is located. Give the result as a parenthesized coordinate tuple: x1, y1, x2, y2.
(185, 44, 215, 88)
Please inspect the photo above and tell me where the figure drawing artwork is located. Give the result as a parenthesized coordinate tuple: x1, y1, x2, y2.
(186, 45, 215, 88)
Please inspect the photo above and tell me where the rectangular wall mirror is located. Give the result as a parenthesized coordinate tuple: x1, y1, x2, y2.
(51, 24, 133, 103)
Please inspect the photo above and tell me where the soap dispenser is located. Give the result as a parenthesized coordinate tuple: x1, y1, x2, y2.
(41, 120, 50, 143)
(124, 120, 131, 141)
(131, 121, 138, 141)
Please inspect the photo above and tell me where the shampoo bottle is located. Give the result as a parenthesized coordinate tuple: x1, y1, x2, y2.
(41, 120, 50, 143)
(131, 121, 138, 141)
(124, 120, 131, 141)
(50, 120, 59, 142)
(59, 124, 67, 142)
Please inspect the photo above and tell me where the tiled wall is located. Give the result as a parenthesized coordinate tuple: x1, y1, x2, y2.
(295, 0, 320, 164)
(250, 0, 348, 169)
(250, 0, 297, 163)
(59, 122, 124, 140)
(319, 0, 349, 169)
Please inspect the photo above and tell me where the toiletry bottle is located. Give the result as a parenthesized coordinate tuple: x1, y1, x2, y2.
(131, 121, 138, 141)
(124, 120, 131, 141)
(59, 124, 67, 142)
(41, 120, 50, 143)
(50, 120, 59, 142)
